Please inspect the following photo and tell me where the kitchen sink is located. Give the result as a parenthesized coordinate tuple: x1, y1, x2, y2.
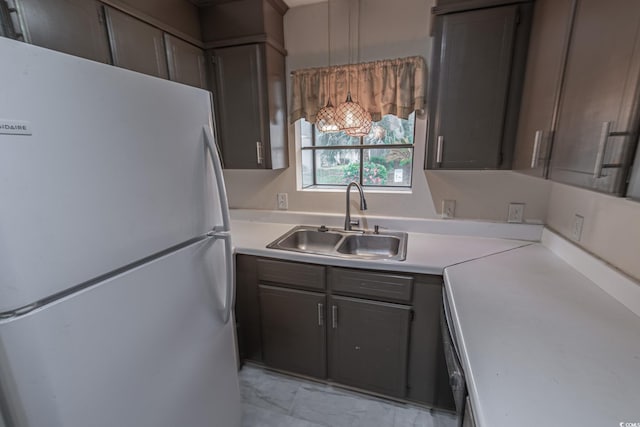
(336, 234, 402, 258)
(276, 228, 344, 252)
(267, 225, 407, 261)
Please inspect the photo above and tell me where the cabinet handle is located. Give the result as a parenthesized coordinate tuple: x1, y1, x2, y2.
(436, 136, 444, 164)
(332, 305, 338, 329)
(256, 141, 264, 165)
(317, 303, 324, 326)
(593, 121, 612, 179)
(531, 130, 543, 168)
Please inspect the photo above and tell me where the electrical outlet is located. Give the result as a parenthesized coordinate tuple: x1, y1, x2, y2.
(572, 214, 584, 241)
(276, 193, 288, 210)
(442, 199, 456, 219)
(507, 203, 525, 223)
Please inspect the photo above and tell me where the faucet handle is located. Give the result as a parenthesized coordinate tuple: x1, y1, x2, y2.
(350, 219, 360, 227)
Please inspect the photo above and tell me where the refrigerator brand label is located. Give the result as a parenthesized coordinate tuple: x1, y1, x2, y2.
(0, 120, 32, 135)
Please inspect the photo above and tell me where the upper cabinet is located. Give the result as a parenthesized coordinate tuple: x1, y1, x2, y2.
(548, 0, 640, 196)
(104, 6, 168, 79)
(2, 1, 208, 91)
(211, 43, 287, 169)
(628, 149, 640, 200)
(201, 0, 289, 170)
(425, 1, 533, 170)
(515, 0, 640, 197)
(8, 0, 111, 63)
(512, 0, 574, 177)
(164, 34, 208, 89)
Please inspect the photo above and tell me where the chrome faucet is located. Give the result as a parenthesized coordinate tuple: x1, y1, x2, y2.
(344, 181, 368, 231)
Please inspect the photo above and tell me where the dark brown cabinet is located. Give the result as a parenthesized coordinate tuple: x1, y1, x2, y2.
(258, 285, 327, 378)
(9, 0, 111, 63)
(426, 2, 532, 170)
(629, 149, 640, 200)
(104, 6, 168, 79)
(164, 33, 208, 89)
(235, 255, 452, 409)
(548, 0, 640, 195)
(210, 43, 288, 169)
(328, 295, 411, 398)
(512, 0, 574, 177)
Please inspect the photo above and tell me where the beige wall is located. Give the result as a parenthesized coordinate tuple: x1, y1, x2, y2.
(222, 0, 640, 282)
(223, 0, 552, 222)
(546, 183, 640, 281)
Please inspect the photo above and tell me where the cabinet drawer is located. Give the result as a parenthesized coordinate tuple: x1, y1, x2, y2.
(329, 268, 413, 303)
(257, 258, 325, 291)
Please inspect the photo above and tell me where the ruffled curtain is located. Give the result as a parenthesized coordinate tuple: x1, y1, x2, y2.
(289, 56, 426, 124)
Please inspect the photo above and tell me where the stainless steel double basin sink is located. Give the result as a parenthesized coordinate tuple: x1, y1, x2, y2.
(267, 225, 408, 261)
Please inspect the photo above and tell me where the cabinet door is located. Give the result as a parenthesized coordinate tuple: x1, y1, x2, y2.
(549, 0, 640, 195)
(628, 148, 640, 200)
(264, 43, 288, 170)
(104, 6, 168, 79)
(164, 34, 208, 89)
(259, 285, 326, 378)
(328, 295, 411, 398)
(14, 0, 111, 63)
(427, 5, 519, 169)
(212, 44, 266, 169)
(513, 0, 574, 177)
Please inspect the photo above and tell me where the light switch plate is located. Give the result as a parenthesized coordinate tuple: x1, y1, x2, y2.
(572, 214, 584, 241)
(442, 199, 456, 219)
(507, 203, 525, 223)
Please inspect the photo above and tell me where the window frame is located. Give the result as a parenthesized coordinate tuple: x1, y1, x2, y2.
(300, 116, 416, 189)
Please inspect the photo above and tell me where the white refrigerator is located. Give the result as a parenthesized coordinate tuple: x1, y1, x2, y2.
(0, 37, 241, 426)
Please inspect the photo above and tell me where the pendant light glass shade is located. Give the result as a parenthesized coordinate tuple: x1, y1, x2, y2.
(336, 92, 369, 131)
(316, 99, 339, 133)
(345, 110, 372, 136)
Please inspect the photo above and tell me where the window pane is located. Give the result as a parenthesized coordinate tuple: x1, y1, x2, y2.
(363, 148, 413, 187)
(364, 113, 415, 146)
(315, 149, 360, 185)
(301, 149, 314, 187)
(314, 128, 359, 146)
(300, 120, 314, 148)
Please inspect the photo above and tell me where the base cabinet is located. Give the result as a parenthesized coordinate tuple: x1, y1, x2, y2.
(236, 255, 453, 410)
(328, 295, 411, 398)
(258, 285, 327, 379)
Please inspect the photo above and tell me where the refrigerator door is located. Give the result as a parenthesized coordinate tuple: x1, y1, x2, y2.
(0, 38, 228, 312)
(0, 237, 240, 427)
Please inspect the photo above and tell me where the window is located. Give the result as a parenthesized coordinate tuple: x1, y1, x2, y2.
(301, 113, 415, 189)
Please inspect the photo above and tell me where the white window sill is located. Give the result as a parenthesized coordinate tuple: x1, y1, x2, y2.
(300, 186, 413, 195)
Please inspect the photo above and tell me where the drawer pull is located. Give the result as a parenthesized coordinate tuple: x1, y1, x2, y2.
(317, 303, 324, 326)
(332, 305, 338, 329)
(593, 121, 611, 178)
(531, 130, 543, 168)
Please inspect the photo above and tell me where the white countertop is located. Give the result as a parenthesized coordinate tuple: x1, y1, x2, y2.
(444, 244, 640, 427)
(230, 212, 640, 426)
(230, 219, 532, 275)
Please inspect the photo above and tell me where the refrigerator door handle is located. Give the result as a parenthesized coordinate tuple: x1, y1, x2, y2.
(203, 126, 231, 233)
(206, 231, 234, 324)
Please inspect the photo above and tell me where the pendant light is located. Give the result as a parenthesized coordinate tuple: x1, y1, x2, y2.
(335, 0, 369, 132)
(345, 0, 372, 137)
(316, 0, 339, 133)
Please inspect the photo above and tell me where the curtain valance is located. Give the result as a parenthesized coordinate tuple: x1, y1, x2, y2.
(289, 56, 426, 124)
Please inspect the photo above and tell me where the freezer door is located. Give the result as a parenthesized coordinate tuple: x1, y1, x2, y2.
(0, 38, 228, 312)
(0, 237, 240, 427)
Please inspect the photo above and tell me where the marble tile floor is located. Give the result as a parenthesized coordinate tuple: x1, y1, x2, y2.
(239, 365, 457, 427)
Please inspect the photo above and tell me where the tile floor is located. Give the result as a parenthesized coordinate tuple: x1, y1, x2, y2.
(239, 365, 457, 427)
